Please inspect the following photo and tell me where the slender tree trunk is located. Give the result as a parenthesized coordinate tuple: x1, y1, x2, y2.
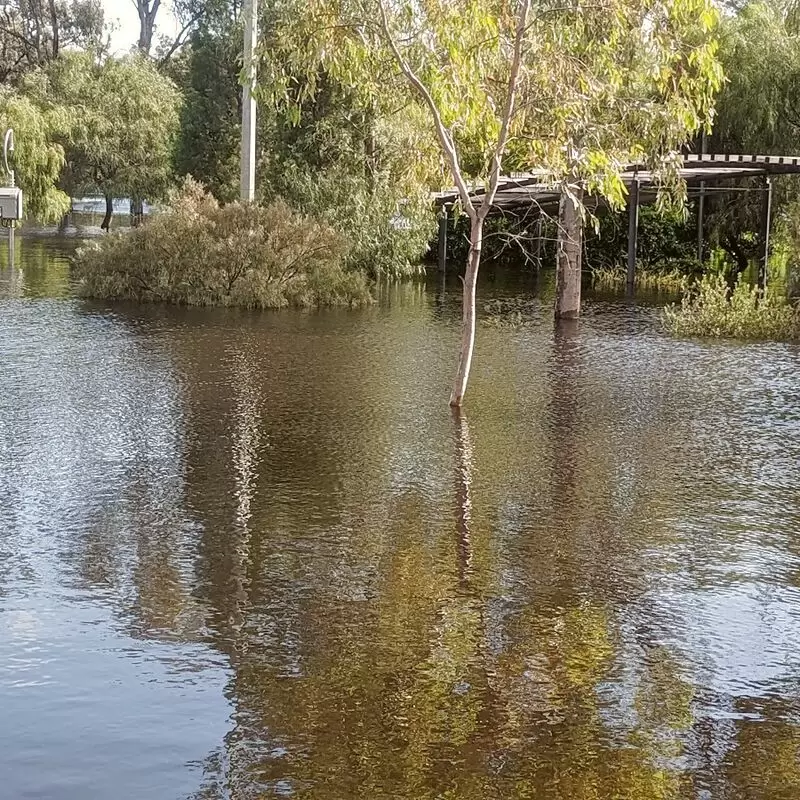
(555, 186, 584, 319)
(101, 195, 113, 232)
(137, 0, 161, 55)
(48, 0, 59, 58)
(449, 216, 483, 408)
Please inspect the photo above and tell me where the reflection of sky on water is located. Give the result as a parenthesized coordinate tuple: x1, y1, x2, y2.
(2, 591, 230, 800)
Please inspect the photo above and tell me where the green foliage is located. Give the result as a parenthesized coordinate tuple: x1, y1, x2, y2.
(75, 179, 371, 309)
(773, 199, 800, 294)
(587, 206, 701, 272)
(174, 23, 240, 202)
(263, 0, 722, 213)
(259, 59, 436, 277)
(265, 165, 434, 278)
(712, 1, 800, 153)
(663, 273, 800, 339)
(0, 88, 70, 222)
(171, 2, 434, 277)
(0, 0, 105, 85)
(703, 2, 800, 270)
(25, 52, 181, 203)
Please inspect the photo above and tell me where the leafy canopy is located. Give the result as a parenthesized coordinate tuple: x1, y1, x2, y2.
(24, 51, 181, 201)
(0, 89, 70, 222)
(262, 0, 722, 212)
(713, 0, 800, 153)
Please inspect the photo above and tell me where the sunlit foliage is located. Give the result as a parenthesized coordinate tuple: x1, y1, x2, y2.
(23, 52, 181, 205)
(663, 273, 800, 338)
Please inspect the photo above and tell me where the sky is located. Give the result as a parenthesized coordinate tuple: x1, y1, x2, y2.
(101, 0, 180, 54)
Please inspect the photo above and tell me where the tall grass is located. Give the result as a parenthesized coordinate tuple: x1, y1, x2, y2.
(663, 274, 800, 340)
(75, 179, 372, 309)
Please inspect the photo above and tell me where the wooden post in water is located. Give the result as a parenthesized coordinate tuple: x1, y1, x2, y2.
(555, 185, 584, 319)
(758, 176, 773, 292)
(626, 178, 640, 294)
(438, 206, 448, 273)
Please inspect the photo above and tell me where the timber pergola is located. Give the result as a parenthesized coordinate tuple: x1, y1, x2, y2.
(433, 153, 800, 290)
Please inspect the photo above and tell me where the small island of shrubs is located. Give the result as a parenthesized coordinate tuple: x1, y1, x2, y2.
(75, 180, 374, 309)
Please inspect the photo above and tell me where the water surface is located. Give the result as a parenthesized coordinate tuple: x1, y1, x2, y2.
(1, 240, 800, 799)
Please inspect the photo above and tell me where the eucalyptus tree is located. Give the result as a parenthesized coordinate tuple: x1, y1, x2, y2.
(173, 0, 241, 200)
(0, 0, 104, 83)
(264, 0, 721, 407)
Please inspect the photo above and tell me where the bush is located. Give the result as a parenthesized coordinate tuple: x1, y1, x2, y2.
(75, 180, 372, 308)
(263, 165, 435, 279)
(663, 273, 800, 340)
(586, 205, 700, 274)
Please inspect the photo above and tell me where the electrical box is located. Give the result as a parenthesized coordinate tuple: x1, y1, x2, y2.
(0, 187, 22, 221)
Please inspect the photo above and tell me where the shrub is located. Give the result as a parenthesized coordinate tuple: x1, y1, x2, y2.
(263, 165, 435, 279)
(663, 273, 800, 340)
(586, 205, 701, 273)
(75, 179, 372, 308)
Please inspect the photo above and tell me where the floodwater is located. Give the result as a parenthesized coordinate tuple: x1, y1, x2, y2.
(2, 237, 800, 799)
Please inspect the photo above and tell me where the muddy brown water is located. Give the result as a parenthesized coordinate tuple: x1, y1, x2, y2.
(2, 239, 800, 799)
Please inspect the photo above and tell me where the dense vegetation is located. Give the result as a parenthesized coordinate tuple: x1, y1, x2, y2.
(76, 179, 371, 308)
(664, 274, 800, 340)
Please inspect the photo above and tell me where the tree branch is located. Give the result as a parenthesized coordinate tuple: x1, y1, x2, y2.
(376, 0, 477, 220)
(158, 10, 204, 68)
(482, 0, 531, 221)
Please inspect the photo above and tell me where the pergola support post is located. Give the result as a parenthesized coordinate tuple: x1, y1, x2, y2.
(438, 206, 448, 273)
(626, 178, 640, 293)
(697, 185, 705, 263)
(555, 185, 584, 319)
(758, 176, 773, 292)
(697, 130, 707, 263)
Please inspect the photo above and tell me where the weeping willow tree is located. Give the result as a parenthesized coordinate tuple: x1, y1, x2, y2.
(0, 89, 70, 222)
(263, 0, 721, 407)
(713, 0, 800, 152)
(24, 51, 181, 230)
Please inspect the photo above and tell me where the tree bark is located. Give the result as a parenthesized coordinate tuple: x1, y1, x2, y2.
(137, 0, 161, 55)
(376, 0, 528, 407)
(48, 0, 59, 58)
(555, 186, 584, 319)
(449, 216, 483, 408)
(101, 195, 113, 232)
(452, 407, 474, 587)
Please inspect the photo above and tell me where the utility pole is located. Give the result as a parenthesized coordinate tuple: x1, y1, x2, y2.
(241, 0, 258, 202)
